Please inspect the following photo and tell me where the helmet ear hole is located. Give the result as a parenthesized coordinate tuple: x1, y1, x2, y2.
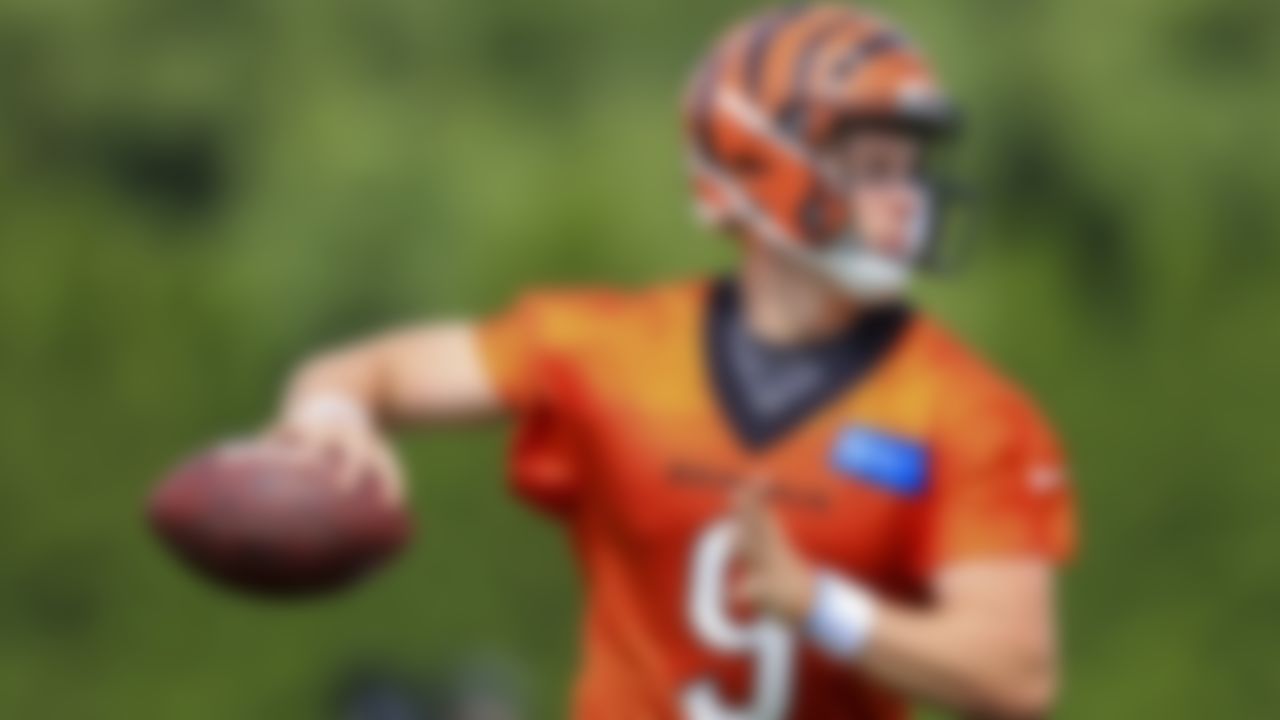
(800, 189, 844, 244)
(777, 100, 808, 138)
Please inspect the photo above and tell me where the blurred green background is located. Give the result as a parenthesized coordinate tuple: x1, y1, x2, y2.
(1, 0, 1278, 717)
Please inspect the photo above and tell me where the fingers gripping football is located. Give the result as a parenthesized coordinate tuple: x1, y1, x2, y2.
(271, 393, 405, 505)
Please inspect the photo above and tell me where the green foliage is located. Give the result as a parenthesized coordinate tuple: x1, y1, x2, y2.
(1, 0, 1277, 717)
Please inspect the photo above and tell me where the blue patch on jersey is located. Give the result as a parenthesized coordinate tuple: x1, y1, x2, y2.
(831, 426, 929, 497)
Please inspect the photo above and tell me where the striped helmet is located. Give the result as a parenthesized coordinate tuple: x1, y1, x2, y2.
(684, 4, 956, 297)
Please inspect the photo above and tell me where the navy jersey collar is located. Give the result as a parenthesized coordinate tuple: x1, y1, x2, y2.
(703, 278, 912, 451)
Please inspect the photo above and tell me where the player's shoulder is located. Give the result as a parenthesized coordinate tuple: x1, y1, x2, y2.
(902, 314, 1053, 432)
(512, 276, 709, 310)
(503, 277, 710, 339)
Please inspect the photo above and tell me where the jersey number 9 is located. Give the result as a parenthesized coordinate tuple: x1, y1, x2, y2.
(682, 520, 796, 720)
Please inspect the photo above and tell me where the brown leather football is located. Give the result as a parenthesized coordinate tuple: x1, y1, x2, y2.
(147, 440, 411, 596)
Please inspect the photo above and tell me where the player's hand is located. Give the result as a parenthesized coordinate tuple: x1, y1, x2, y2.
(730, 475, 816, 625)
(267, 394, 405, 504)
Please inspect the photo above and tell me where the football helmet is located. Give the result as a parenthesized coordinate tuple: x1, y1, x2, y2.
(683, 4, 957, 298)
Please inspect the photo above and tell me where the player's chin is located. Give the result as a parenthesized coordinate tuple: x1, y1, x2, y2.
(860, 230, 912, 260)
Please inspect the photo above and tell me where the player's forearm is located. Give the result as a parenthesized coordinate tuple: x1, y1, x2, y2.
(284, 343, 386, 421)
(283, 323, 502, 427)
(734, 481, 1061, 718)
(855, 601, 1058, 719)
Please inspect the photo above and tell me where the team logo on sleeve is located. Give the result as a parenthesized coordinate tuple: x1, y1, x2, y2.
(831, 426, 929, 497)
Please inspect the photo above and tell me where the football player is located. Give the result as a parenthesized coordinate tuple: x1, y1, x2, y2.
(271, 4, 1076, 719)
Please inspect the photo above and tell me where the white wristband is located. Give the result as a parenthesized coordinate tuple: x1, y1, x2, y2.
(805, 571, 879, 660)
(286, 393, 372, 430)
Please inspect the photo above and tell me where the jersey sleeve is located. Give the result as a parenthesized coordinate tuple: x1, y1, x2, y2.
(475, 291, 601, 518)
(914, 385, 1077, 575)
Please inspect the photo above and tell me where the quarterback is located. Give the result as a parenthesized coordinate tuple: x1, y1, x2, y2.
(272, 4, 1075, 719)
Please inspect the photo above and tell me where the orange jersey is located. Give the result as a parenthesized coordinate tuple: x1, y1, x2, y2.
(477, 279, 1076, 720)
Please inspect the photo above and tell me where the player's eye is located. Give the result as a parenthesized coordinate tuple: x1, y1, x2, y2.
(846, 155, 918, 188)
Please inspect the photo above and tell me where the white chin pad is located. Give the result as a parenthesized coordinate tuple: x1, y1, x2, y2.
(809, 243, 912, 299)
(816, 190, 933, 299)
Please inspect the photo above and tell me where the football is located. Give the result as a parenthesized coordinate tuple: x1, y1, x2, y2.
(147, 439, 411, 596)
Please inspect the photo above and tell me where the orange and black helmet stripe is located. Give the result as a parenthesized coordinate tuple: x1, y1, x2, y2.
(691, 6, 921, 144)
(827, 30, 905, 86)
(686, 18, 745, 161)
(777, 9, 875, 135)
(689, 6, 848, 158)
(788, 11, 860, 101)
(755, 5, 845, 112)
(740, 5, 809, 103)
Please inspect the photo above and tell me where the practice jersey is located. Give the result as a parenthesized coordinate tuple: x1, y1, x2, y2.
(476, 278, 1076, 720)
